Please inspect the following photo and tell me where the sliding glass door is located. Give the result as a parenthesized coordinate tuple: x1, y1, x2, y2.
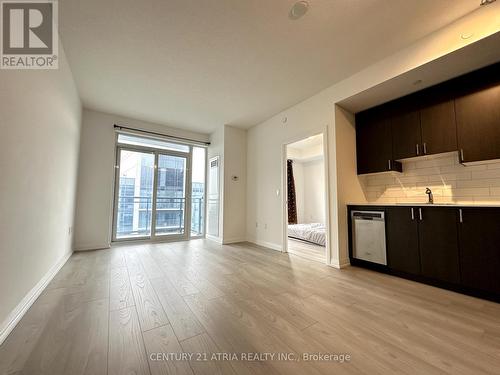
(154, 153, 188, 237)
(115, 149, 155, 239)
(113, 133, 206, 242)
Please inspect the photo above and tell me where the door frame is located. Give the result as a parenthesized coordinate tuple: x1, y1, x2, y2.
(206, 155, 221, 240)
(111, 143, 195, 243)
(281, 127, 332, 266)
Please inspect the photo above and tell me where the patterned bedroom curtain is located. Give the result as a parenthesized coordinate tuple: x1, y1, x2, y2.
(287, 159, 297, 224)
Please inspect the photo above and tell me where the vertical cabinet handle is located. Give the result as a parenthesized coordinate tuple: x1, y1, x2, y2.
(416, 144, 420, 156)
(410, 207, 415, 220)
(419, 208, 423, 221)
(459, 209, 463, 223)
(423, 143, 427, 155)
(460, 149, 465, 163)
(388, 160, 391, 170)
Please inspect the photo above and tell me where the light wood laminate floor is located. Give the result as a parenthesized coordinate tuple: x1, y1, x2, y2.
(287, 238, 325, 263)
(1, 239, 500, 375)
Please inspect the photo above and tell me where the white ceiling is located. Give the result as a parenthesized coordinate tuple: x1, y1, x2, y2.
(339, 32, 500, 113)
(288, 134, 324, 161)
(59, 0, 480, 134)
(289, 134, 323, 152)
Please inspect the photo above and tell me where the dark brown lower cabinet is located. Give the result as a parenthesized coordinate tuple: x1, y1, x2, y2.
(459, 208, 500, 295)
(386, 207, 420, 275)
(385, 206, 460, 283)
(350, 204, 500, 301)
(418, 207, 460, 284)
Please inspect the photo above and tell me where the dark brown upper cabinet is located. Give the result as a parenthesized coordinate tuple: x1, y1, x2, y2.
(355, 62, 500, 175)
(390, 99, 422, 160)
(356, 107, 402, 175)
(391, 90, 458, 160)
(420, 98, 457, 155)
(455, 83, 500, 164)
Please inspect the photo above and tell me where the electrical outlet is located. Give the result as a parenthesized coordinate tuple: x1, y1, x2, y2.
(68, 226, 72, 235)
(264, 223, 268, 230)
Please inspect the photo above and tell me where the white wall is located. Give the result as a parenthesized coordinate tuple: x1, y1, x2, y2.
(289, 144, 323, 161)
(246, 103, 334, 253)
(334, 106, 367, 266)
(205, 125, 247, 244)
(73, 109, 209, 251)
(289, 157, 325, 225)
(301, 159, 326, 224)
(246, 5, 499, 267)
(222, 126, 247, 243)
(0, 47, 82, 340)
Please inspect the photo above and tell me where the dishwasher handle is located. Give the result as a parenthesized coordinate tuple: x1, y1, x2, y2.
(352, 211, 385, 221)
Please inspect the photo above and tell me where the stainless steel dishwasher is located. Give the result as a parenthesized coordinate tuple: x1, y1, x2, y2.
(351, 210, 387, 265)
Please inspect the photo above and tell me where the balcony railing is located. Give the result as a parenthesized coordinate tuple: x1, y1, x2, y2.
(116, 196, 204, 238)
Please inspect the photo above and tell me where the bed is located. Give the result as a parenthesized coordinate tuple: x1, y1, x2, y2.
(288, 223, 326, 247)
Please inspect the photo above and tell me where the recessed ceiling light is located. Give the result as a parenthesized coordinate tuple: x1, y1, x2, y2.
(461, 32, 474, 40)
(289, 1, 309, 20)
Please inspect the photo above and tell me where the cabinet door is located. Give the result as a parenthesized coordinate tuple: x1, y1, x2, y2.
(420, 99, 457, 155)
(386, 207, 420, 275)
(418, 207, 460, 284)
(456, 84, 500, 163)
(458, 208, 500, 295)
(356, 109, 393, 175)
(391, 108, 422, 160)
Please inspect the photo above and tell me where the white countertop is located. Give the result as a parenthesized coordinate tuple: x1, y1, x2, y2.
(347, 202, 500, 208)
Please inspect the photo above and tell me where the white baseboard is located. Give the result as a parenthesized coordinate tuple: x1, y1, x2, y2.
(74, 242, 111, 251)
(247, 239, 283, 252)
(222, 237, 246, 245)
(0, 251, 72, 346)
(206, 234, 223, 244)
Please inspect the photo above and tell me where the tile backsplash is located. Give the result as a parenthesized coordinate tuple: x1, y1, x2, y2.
(360, 152, 500, 205)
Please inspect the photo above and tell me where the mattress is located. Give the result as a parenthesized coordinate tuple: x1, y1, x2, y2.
(288, 223, 326, 246)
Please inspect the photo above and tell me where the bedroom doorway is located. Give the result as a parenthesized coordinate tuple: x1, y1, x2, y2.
(283, 133, 328, 264)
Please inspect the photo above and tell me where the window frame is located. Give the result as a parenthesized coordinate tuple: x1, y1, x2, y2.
(111, 133, 207, 243)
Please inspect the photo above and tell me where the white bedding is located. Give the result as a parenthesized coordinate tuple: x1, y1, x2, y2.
(288, 223, 326, 247)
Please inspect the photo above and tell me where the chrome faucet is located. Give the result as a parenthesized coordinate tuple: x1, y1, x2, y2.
(425, 188, 433, 204)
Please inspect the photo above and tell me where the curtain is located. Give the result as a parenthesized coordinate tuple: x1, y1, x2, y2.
(287, 159, 297, 224)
